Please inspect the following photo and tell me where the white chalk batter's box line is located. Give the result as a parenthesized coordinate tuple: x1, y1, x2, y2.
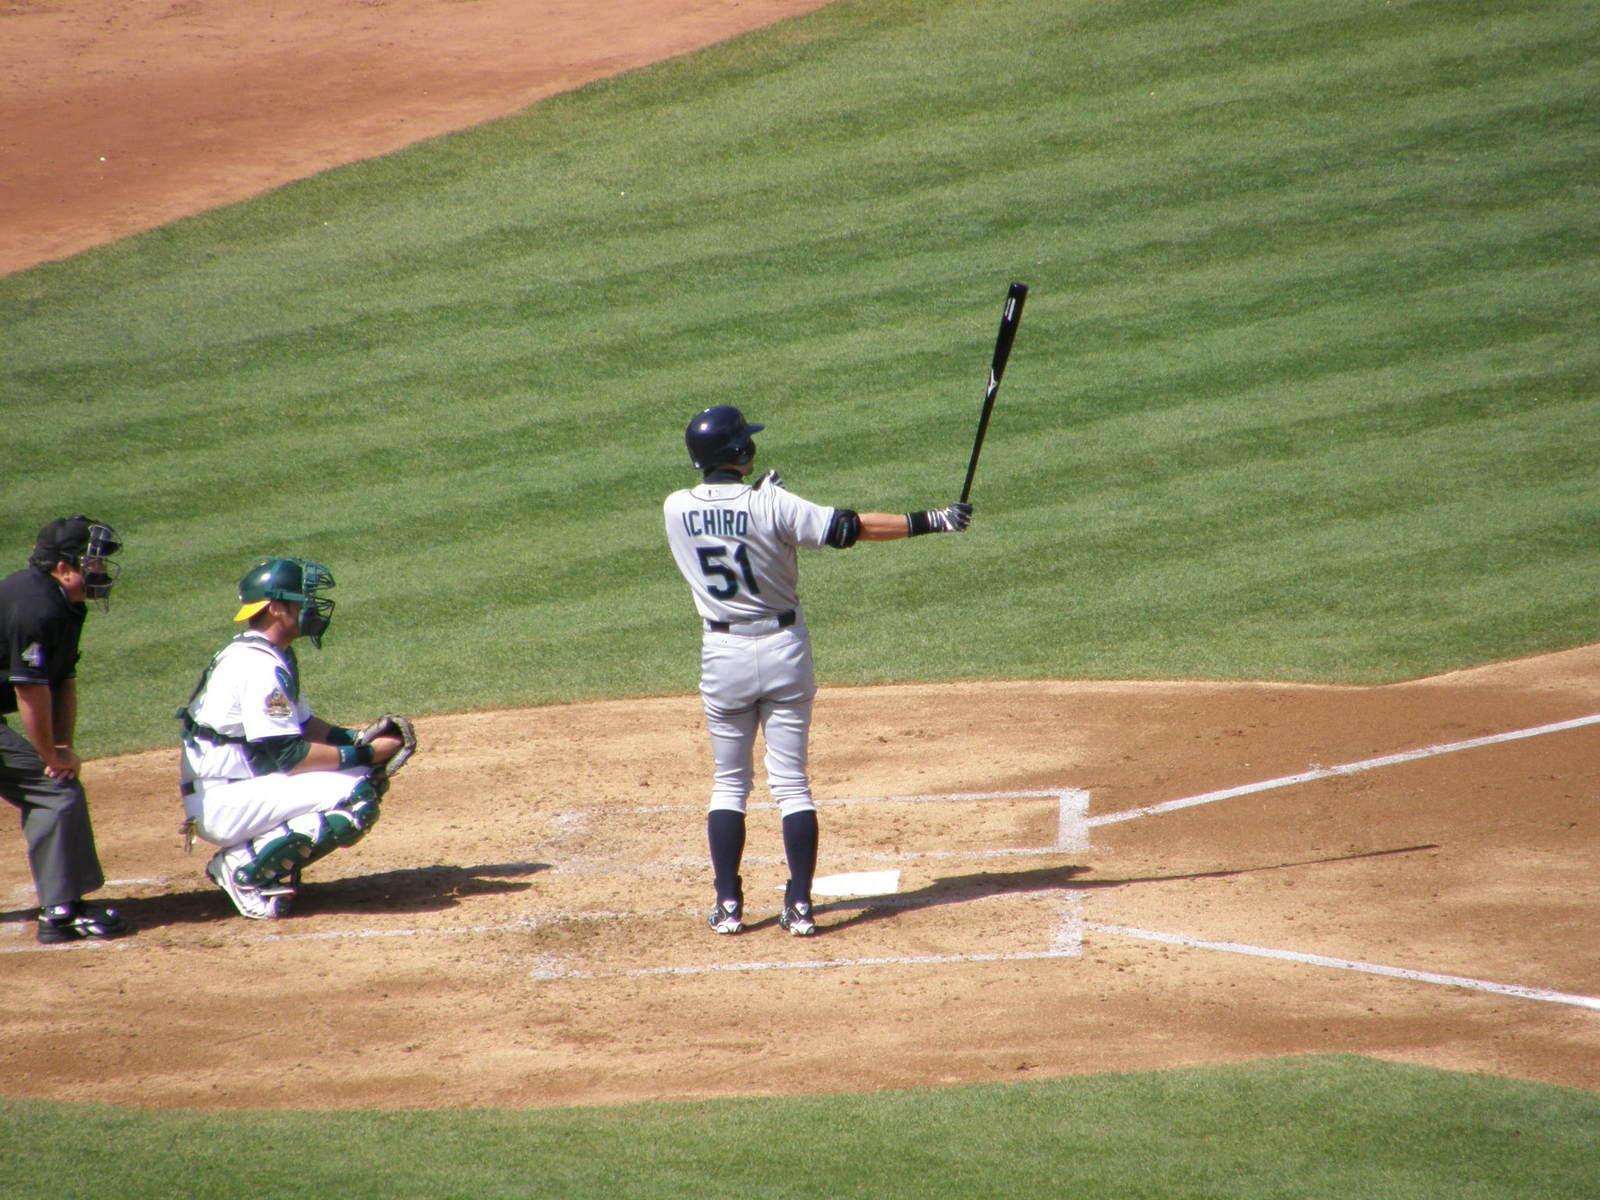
(9, 715, 1598, 1008)
(621, 788, 1087, 814)
(0, 888, 1079, 953)
(554, 844, 1087, 879)
(527, 714, 1600, 1006)
(530, 892, 1086, 980)
(554, 788, 1090, 876)
(615, 787, 1091, 852)
(250, 889, 1078, 943)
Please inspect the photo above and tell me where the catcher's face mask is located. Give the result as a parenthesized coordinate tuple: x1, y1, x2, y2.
(31, 516, 122, 612)
(79, 522, 123, 613)
(295, 560, 336, 648)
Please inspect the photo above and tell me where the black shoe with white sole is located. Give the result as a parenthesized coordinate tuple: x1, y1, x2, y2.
(36, 901, 131, 944)
(778, 900, 816, 937)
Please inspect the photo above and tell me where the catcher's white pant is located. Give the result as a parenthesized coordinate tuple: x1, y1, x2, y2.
(185, 768, 370, 848)
(700, 623, 818, 816)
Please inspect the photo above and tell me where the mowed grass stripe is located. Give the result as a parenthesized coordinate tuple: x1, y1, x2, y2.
(1, 5, 1598, 1193)
(6, 3, 1586, 327)
(1, 0, 1595, 748)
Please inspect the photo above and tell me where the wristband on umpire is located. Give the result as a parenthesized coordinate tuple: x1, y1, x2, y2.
(337, 742, 375, 769)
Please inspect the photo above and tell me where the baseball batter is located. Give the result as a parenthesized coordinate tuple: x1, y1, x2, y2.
(176, 557, 416, 920)
(664, 405, 971, 936)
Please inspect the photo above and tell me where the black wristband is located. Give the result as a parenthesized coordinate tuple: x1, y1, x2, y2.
(906, 510, 935, 536)
(338, 742, 375, 770)
(325, 725, 358, 748)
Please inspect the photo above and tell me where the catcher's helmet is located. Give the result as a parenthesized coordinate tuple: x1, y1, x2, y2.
(30, 515, 123, 612)
(685, 405, 763, 471)
(233, 556, 336, 647)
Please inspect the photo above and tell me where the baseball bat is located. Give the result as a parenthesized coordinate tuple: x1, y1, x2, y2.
(959, 281, 1028, 504)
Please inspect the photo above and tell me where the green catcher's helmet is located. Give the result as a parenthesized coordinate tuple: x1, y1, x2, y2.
(233, 556, 336, 647)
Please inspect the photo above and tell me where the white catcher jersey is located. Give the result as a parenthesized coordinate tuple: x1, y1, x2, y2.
(664, 479, 835, 624)
(180, 633, 311, 783)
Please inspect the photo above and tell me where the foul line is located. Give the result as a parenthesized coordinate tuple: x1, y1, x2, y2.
(1090, 713, 1600, 828)
(1089, 923, 1600, 1012)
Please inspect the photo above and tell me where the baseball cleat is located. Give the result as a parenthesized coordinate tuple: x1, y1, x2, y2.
(35, 901, 131, 944)
(778, 900, 816, 937)
(207, 852, 291, 920)
(707, 898, 744, 935)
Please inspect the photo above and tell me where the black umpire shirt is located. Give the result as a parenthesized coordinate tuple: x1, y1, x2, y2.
(0, 566, 83, 717)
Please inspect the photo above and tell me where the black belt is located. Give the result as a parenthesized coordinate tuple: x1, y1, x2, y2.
(180, 778, 250, 796)
(705, 610, 795, 633)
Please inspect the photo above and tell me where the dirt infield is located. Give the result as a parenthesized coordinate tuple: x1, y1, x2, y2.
(4, 648, 1598, 1108)
(3, 0, 1597, 1110)
(0, 0, 834, 276)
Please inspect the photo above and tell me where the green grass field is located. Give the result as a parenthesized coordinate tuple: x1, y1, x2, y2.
(1, 0, 1596, 1194)
(4, 0, 1595, 755)
(2, 1057, 1598, 1200)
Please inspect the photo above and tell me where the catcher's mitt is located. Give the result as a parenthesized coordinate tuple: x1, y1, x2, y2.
(356, 713, 417, 777)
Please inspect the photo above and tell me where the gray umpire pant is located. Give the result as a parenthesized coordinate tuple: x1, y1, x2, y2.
(0, 720, 107, 909)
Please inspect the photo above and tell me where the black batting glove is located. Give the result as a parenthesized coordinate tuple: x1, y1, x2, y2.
(907, 503, 972, 535)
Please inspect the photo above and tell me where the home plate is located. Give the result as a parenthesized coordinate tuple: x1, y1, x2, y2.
(808, 870, 901, 898)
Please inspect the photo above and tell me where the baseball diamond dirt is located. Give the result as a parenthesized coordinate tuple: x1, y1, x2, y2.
(2, 0, 1597, 1111)
(3, 650, 1598, 1108)
(0, 0, 836, 276)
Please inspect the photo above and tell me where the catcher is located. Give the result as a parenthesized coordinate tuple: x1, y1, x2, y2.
(176, 556, 416, 920)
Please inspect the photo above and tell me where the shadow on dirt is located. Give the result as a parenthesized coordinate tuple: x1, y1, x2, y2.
(815, 844, 1439, 934)
(2, 861, 552, 932)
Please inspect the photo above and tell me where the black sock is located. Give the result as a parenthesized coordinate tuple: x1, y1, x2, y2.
(781, 809, 819, 907)
(707, 810, 746, 903)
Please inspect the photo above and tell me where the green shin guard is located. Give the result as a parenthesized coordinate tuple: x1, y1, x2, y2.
(296, 780, 384, 871)
(234, 780, 383, 886)
(235, 831, 314, 887)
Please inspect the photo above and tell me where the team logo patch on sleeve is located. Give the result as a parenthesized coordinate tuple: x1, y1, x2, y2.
(264, 687, 293, 720)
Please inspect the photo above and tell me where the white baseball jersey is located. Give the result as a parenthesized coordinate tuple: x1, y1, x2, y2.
(179, 632, 367, 849)
(180, 633, 309, 786)
(663, 478, 835, 624)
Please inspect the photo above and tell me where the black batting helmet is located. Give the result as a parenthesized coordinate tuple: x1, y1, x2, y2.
(685, 405, 763, 471)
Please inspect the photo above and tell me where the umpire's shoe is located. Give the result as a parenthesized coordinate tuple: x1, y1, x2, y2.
(36, 900, 131, 944)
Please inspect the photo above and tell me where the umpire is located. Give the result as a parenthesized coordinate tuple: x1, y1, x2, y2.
(0, 515, 131, 944)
